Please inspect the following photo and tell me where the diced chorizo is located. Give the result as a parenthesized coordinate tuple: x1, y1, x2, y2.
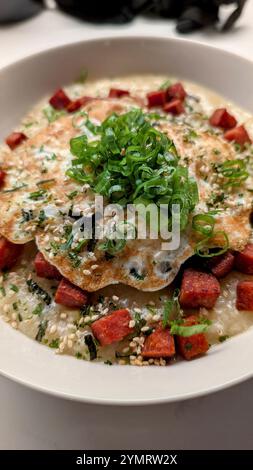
(179, 268, 221, 309)
(177, 315, 209, 360)
(91, 309, 133, 346)
(55, 278, 88, 308)
(147, 90, 166, 108)
(142, 327, 175, 359)
(236, 281, 253, 311)
(67, 96, 94, 113)
(209, 108, 237, 129)
(224, 125, 251, 146)
(207, 251, 235, 278)
(166, 82, 187, 102)
(0, 170, 6, 188)
(5, 132, 27, 150)
(108, 88, 130, 98)
(49, 88, 71, 110)
(0, 237, 23, 270)
(235, 244, 253, 274)
(163, 99, 185, 115)
(34, 252, 62, 280)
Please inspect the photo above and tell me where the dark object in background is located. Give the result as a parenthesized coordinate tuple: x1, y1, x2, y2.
(0, 0, 43, 23)
(55, 0, 247, 32)
(0, 1, 247, 33)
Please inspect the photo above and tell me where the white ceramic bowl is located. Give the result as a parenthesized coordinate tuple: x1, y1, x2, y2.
(1, 36, 253, 405)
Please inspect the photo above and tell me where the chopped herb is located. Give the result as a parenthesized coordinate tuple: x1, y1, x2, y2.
(43, 106, 66, 123)
(104, 360, 113, 365)
(29, 189, 47, 200)
(84, 334, 97, 360)
(159, 79, 171, 90)
(12, 302, 18, 311)
(27, 279, 51, 305)
(162, 289, 181, 328)
(37, 210, 47, 227)
(80, 304, 91, 317)
(183, 129, 198, 143)
(36, 178, 55, 187)
(49, 338, 60, 349)
(2, 183, 27, 193)
(32, 303, 44, 316)
(75, 352, 83, 359)
(21, 209, 34, 223)
(0, 286, 6, 297)
(67, 190, 78, 200)
(18, 313, 23, 322)
(216, 159, 249, 187)
(170, 322, 209, 337)
(68, 251, 81, 268)
(36, 320, 48, 342)
(129, 267, 145, 281)
(10, 284, 19, 293)
(23, 121, 36, 128)
(134, 311, 146, 333)
(219, 335, 229, 343)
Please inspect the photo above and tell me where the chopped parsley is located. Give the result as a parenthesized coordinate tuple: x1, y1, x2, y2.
(49, 338, 60, 349)
(36, 320, 48, 342)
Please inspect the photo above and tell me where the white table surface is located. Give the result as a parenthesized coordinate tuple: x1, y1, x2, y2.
(1, 2, 253, 451)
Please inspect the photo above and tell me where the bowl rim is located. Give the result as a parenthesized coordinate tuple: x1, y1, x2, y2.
(1, 34, 253, 405)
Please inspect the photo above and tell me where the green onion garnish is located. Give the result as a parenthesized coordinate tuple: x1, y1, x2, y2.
(170, 323, 209, 337)
(67, 109, 199, 231)
(217, 159, 248, 187)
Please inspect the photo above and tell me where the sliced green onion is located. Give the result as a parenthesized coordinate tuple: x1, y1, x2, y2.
(195, 230, 229, 258)
(170, 323, 209, 337)
(192, 214, 215, 237)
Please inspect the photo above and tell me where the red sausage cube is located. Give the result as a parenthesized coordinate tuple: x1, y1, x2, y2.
(49, 88, 71, 110)
(147, 90, 166, 108)
(209, 108, 237, 129)
(91, 309, 133, 346)
(142, 327, 175, 359)
(0, 237, 23, 270)
(35, 252, 62, 280)
(166, 82, 187, 102)
(67, 96, 94, 113)
(177, 315, 209, 360)
(235, 244, 253, 274)
(0, 170, 6, 188)
(5, 132, 27, 150)
(224, 125, 251, 146)
(108, 88, 130, 98)
(208, 252, 235, 278)
(179, 269, 221, 309)
(55, 278, 88, 308)
(163, 99, 185, 115)
(236, 281, 253, 311)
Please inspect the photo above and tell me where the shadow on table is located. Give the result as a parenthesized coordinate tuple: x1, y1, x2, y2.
(1, 374, 252, 450)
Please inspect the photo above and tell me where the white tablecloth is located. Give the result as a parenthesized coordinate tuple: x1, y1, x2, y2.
(1, 2, 253, 450)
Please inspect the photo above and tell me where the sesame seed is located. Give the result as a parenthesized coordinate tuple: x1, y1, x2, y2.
(68, 333, 75, 340)
(50, 324, 57, 334)
(11, 321, 18, 329)
(83, 269, 91, 276)
(141, 325, 150, 332)
(67, 339, 73, 349)
(49, 252, 54, 260)
(129, 342, 136, 349)
(118, 359, 126, 365)
(91, 314, 99, 321)
(130, 355, 136, 361)
(153, 314, 160, 321)
(91, 264, 99, 271)
(129, 320, 136, 328)
(60, 312, 67, 320)
(11, 313, 17, 321)
(102, 307, 109, 315)
(133, 336, 140, 343)
(112, 295, 119, 302)
(3, 305, 9, 314)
